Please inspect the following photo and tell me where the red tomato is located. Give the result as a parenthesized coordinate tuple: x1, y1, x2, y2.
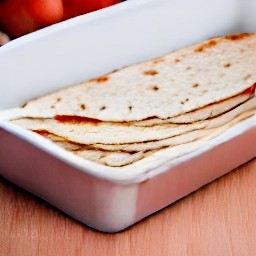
(62, 0, 121, 20)
(25, 0, 64, 26)
(0, 0, 122, 38)
(0, 0, 40, 38)
(62, 0, 101, 19)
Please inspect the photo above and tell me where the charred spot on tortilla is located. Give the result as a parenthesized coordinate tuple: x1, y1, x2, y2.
(150, 85, 159, 91)
(111, 69, 119, 74)
(143, 69, 159, 76)
(192, 83, 199, 88)
(50, 98, 62, 109)
(174, 58, 181, 63)
(180, 98, 189, 105)
(223, 63, 232, 68)
(21, 102, 28, 108)
(128, 105, 133, 111)
(100, 106, 106, 111)
(80, 104, 86, 110)
(90, 75, 109, 83)
(194, 39, 218, 53)
(225, 33, 253, 41)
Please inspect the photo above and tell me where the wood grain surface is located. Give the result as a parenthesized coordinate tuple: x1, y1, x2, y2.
(1, 159, 256, 256)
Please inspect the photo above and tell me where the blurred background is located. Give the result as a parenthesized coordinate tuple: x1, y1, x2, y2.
(0, 0, 123, 46)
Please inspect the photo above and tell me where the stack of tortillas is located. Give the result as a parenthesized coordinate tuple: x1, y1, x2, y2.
(12, 33, 256, 167)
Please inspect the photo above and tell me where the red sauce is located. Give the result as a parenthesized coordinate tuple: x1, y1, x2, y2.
(54, 115, 102, 125)
(242, 83, 256, 95)
(33, 130, 51, 137)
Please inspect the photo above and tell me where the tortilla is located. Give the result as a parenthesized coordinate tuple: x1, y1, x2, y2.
(20, 33, 256, 122)
(56, 141, 145, 167)
(32, 106, 255, 154)
(12, 97, 256, 145)
(31, 131, 146, 167)
(27, 106, 254, 168)
(92, 109, 255, 151)
(74, 150, 146, 167)
(132, 91, 253, 126)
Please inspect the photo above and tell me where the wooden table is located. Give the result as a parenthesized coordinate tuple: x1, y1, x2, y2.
(1, 159, 256, 256)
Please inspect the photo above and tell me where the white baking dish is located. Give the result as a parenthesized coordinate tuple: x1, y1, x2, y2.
(0, 0, 255, 232)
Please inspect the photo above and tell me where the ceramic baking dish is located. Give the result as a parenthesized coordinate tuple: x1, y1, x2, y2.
(0, 0, 256, 232)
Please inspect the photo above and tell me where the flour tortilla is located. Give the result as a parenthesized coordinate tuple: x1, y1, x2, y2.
(56, 140, 145, 167)
(73, 149, 145, 167)
(32, 132, 145, 167)
(21, 33, 256, 122)
(12, 97, 256, 145)
(33, 107, 255, 153)
(28, 107, 254, 167)
(131, 92, 253, 126)
(92, 109, 255, 151)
